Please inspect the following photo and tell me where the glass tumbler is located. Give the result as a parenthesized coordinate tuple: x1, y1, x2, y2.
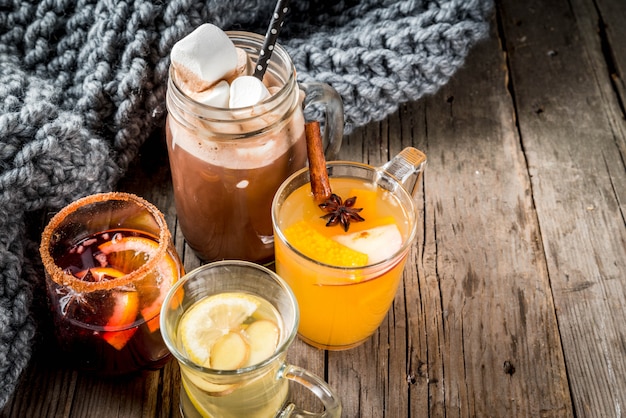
(40, 192, 184, 374)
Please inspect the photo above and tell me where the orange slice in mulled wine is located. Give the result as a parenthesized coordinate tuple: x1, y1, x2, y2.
(102, 290, 140, 350)
(141, 254, 180, 332)
(98, 236, 160, 274)
(74, 266, 138, 349)
(98, 236, 180, 332)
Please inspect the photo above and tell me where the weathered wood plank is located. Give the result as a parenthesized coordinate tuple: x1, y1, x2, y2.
(415, 9, 573, 416)
(0, 354, 77, 417)
(284, 339, 326, 413)
(153, 360, 182, 418)
(3, 1, 626, 417)
(392, 100, 435, 417)
(596, 0, 626, 103)
(67, 373, 152, 417)
(499, 0, 626, 416)
(569, 0, 626, 198)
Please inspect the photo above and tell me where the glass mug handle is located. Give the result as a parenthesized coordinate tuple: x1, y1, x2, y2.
(300, 82, 344, 161)
(277, 364, 342, 417)
(377, 147, 427, 196)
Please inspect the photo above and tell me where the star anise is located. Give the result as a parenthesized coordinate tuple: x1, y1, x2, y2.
(319, 193, 365, 232)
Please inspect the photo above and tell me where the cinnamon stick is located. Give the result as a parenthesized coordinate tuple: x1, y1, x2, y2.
(305, 121, 332, 203)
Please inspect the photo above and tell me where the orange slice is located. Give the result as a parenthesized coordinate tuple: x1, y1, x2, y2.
(141, 252, 181, 332)
(102, 291, 140, 350)
(283, 221, 368, 267)
(99, 236, 181, 333)
(98, 235, 159, 274)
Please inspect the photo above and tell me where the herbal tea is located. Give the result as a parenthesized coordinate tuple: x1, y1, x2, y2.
(160, 261, 342, 418)
(176, 292, 288, 417)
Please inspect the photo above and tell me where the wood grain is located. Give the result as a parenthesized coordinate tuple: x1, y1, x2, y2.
(2, 0, 626, 417)
(500, 0, 626, 416)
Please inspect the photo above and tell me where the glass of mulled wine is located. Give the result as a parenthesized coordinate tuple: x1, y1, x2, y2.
(40, 192, 184, 374)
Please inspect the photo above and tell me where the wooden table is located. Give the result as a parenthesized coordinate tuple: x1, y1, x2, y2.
(3, 0, 626, 416)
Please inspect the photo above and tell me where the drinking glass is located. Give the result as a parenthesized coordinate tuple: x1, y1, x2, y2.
(160, 260, 342, 418)
(40, 192, 184, 374)
(166, 31, 343, 265)
(272, 148, 427, 350)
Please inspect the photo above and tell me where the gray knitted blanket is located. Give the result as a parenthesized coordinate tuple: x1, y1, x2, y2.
(0, 0, 492, 407)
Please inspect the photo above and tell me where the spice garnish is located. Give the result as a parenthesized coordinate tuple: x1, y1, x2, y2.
(305, 121, 332, 203)
(305, 121, 366, 231)
(319, 194, 365, 232)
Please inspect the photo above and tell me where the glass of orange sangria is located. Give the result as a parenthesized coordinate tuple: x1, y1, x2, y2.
(160, 260, 342, 418)
(272, 148, 427, 350)
(40, 192, 184, 374)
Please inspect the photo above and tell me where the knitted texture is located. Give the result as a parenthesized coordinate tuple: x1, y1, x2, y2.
(0, 0, 492, 408)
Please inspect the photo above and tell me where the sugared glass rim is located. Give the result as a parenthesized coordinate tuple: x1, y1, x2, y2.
(40, 192, 171, 292)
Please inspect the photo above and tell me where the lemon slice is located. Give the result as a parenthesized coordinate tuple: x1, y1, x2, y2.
(179, 293, 260, 367)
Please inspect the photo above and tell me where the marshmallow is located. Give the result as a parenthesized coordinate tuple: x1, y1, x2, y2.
(171, 24, 238, 92)
(229, 75, 270, 108)
(333, 224, 403, 264)
(190, 80, 230, 108)
(233, 47, 254, 78)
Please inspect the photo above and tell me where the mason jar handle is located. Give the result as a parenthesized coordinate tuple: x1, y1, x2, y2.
(376, 147, 427, 196)
(278, 364, 342, 418)
(300, 82, 344, 161)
